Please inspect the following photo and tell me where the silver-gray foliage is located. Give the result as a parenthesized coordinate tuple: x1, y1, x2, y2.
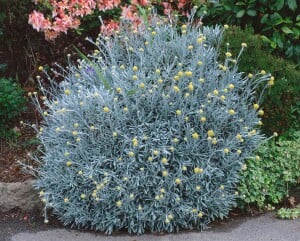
(31, 21, 269, 234)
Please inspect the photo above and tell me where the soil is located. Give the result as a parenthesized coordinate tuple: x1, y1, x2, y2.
(0, 97, 40, 183)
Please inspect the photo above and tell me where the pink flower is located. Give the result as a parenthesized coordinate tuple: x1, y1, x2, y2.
(178, 0, 188, 9)
(131, 0, 150, 7)
(100, 20, 120, 35)
(44, 30, 60, 40)
(96, 0, 121, 11)
(121, 5, 137, 22)
(161, 2, 173, 15)
(28, 10, 51, 32)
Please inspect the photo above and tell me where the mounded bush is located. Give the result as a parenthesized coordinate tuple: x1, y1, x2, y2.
(238, 131, 300, 210)
(0, 78, 26, 138)
(31, 21, 270, 234)
(220, 26, 300, 135)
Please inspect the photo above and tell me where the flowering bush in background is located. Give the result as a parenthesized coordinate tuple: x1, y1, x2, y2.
(29, 0, 204, 40)
(28, 19, 270, 234)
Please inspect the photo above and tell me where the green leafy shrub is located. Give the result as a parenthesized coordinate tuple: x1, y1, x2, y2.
(277, 205, 300, 219)
(238, 131, 300, 210)
(220, 26, 300, 135)
(198, 0, 300, 62)
(30, 21, 269, 234)
(0, 78, 26, 138)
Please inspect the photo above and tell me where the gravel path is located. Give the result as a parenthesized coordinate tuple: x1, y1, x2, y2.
(1, 211, 299, 241)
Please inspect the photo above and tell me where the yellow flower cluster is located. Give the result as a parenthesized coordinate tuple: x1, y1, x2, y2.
(194, 167, 203, 174)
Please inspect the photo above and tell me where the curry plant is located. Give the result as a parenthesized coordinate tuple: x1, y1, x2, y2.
(29, 20, 270, 234)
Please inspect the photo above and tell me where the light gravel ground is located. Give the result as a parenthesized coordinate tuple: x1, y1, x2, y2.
(2, 212, 300, 241)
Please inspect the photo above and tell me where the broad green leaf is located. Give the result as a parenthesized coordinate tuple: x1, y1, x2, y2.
(236, 2, 246, 6)
(224, 4, 233, 11)
(287, 0, 297, 11)
(273, 32, 284, 48)
(236, 9, 245, 18)
(281, 26, 294, 34)
(272, 0, 284, 11)
(270, 13, 284, 25)
(260, 35, 272, 44)
(247, 9, 257, 16)
(260, 14, 269, 24)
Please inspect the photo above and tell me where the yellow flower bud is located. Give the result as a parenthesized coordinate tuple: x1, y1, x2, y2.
(228, 84, 235, 90)
(185, 71, 193, 77)
(258, 109, 264, 116)
(253, 103, 259, 110)
(103, 106, 110, 113)
(225, 52, 232, 58)
(116, 200, 122, 207)
(161, 157, 168, 164)
(260, 70, 266, 75)
(188, 82, 194, 91)
(162, 170, 168, 177)
(175, 178, 181, 184)
(132, 138, 138, 147)
(66, 161, 72, 167)
(192, 132, 199, 139)
(173, 85, 180, 92)
(241, 43, 247, 48)
(229, 109, 235, 115)
(194, 167, 203, 174)
(207, 130, 215, 137)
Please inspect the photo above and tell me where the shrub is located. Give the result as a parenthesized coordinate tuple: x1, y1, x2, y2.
(0, 78, 26, 138)
(238, 131, 300, 210)
(277, 205, 300, 219)
(198, 0, 300, 63)
(30, 21, 269, 234)
(219, 26, 300, 135)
